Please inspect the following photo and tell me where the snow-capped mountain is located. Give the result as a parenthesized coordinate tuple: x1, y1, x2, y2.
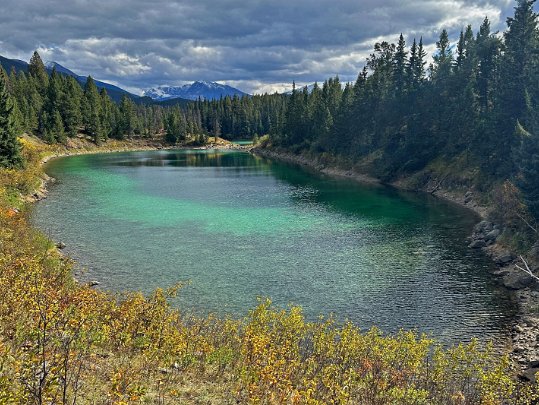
(144, 81, 248, 101)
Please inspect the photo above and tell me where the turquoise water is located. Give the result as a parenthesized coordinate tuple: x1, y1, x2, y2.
(32, 149, 515, 343)
(231, 140, 253, 146)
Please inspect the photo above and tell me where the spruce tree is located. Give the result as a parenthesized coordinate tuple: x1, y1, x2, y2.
(0, 69, 22, 168)
(61, 77, 83, 137)
(83, 76, 104, 144)
(393, 34, 407, 97)
(28, 51, 49, 95)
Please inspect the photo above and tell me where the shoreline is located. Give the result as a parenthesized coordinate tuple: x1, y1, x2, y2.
(27, 139, 539, 377)
(29, 136, 249, 202)
(252, 146, 539, 377)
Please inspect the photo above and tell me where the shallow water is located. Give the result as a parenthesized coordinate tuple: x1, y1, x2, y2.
(32, 149, 515, 343)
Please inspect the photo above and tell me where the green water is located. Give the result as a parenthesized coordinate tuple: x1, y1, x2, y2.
(32, 149, 515, 343)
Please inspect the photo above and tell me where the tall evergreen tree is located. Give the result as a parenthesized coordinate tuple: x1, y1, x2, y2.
(83, 76, 104, 144)
(28, 51, 49, 95)
(0, 69, 22, 168)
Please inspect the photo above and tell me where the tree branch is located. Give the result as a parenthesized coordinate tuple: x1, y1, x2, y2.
(516, 256, 539, 281)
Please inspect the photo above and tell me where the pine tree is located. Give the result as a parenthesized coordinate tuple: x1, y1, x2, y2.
(28, 51, 49, 95)
(432, 30, 453, 80)
(83, 76, 104, 144)
(119, 95, 136, 137)
(393, 34, 408, 97)
(61, 77, 83, 137)
(40, 68, 65, 143)
(0, 69, 22, 168)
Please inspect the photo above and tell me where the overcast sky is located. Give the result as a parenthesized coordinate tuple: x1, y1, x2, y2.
(0, 0, 524, 94)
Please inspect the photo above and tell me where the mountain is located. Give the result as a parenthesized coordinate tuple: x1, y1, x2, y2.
(144, 81, 248, 101)
(0, 55, 156, 103)
(45, 61, 149, 103)
(0, 55, 29, 74)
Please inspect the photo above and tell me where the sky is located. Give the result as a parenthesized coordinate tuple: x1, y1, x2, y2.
(0, 0, 521, 95)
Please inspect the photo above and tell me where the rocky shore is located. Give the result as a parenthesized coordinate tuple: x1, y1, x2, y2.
(252, 146, 539, 379)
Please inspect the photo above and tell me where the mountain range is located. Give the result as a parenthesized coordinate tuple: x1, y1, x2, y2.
(0, 54, 249, 104)
(144, 81, 248, 101)
(0, 54, 150, 103)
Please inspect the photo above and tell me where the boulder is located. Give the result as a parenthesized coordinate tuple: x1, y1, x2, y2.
(469, 240, 487, 249)
(88, 280, 100, 287)
(56, 242, 66, 249)
(495, 253, 515, 266)
(485, 229, 501, 242)
(474, 220, 493, 234)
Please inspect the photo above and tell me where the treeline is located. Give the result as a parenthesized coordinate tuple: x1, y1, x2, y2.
(163, 94, 286, 144)
(0, 51, 286, 159)
(268, 0, 539, 228)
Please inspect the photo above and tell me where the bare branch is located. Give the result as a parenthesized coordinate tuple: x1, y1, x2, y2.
(516, 256, 539, 281)
(516, 212, 538, 234)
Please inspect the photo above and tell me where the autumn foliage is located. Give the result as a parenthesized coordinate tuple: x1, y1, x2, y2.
(1, 139, 538, 404)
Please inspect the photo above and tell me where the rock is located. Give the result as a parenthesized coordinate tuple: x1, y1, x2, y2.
(464, 193, 473, 204)
(514, 345, 527, 353)
(492, 268, 510, 277)
(495, 253, 515, 266)
(503, 271, 536, 290)
(56, 242, 66, 249)
(485, 229, 501, 242)
(88, 280, 100, 287)
(520, 367, 539, 383)
(514, 324, 525, 333)
(469, 240, 487, 249)
(474, 220, 493, 234)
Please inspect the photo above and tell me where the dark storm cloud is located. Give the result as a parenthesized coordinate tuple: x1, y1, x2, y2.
(0, 0, 517, 93)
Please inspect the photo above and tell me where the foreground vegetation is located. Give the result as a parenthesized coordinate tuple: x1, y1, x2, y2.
(0, 138, 537, 404)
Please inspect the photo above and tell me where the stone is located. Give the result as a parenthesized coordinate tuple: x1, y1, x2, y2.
(469, 240, 487, 249)
(56, 242, 66, 249)
(503, 271, 536, 290)
(520, 367, 539, 383)
(474, 220, 493, 234)
(495, 253, 515, 266)
(485, 229, 501, 242)
(88, 280, 100, 287)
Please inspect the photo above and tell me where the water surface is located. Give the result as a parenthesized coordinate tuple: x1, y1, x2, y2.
(33, 149, 515, 343)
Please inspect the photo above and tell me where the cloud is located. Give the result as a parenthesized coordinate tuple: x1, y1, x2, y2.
(0, 0, 520, 94)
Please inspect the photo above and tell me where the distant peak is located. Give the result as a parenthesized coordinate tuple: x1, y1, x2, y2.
(144, 80, 248, 101)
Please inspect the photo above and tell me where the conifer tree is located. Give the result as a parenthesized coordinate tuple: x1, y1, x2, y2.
(393, 34, 407, 97)
(28, 51, 49, 95)
(432, 30, 453, 80)
(61, 77, 83, 137)
(0, 69, 22, 168)
(83, 76, 104, 144)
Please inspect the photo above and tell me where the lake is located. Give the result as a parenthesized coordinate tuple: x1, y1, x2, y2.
(32, 149, 515, 343)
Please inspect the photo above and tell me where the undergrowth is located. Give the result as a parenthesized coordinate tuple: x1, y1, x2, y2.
(1, 138, 538, 404)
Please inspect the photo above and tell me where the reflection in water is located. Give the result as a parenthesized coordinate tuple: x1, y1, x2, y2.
(32, 149, 516, 345)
